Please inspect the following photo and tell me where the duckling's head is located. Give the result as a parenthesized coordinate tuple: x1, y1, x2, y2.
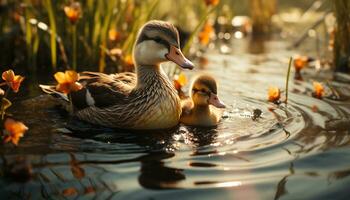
(134, 20, 194, 69)
(191, 75, 226, 108)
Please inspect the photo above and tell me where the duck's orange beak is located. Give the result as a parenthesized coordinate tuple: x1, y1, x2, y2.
(209, 93, 226, 108)
(165, 45, 194, 70)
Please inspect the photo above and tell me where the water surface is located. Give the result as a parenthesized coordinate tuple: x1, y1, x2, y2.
(1, 36, 350, 200)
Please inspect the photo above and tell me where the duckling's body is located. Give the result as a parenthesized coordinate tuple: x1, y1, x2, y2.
(41, 20, 194, 130)
(180, 102, 222, 127)
(180, 75, 225, 127)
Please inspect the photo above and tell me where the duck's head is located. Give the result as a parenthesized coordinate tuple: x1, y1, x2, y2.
(133, 20, 194, 69)
(191, 75, 226, 108)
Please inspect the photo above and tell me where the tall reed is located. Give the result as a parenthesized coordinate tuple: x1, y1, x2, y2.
(43, 0, 57, 70)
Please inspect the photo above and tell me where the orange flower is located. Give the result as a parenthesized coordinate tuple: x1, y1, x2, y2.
(64, 2, 81, 24)
(204, 0, 219, 6)
(3, 118, 28, 146)
(2, 70, 25, 93)
(122, 55, 134, 71)
(108, 29, 122, 42)
(173, 73, 188, 91)
(268, 86, 281, 102)
(198, 22, 214, 46)
(293, 55, 308, 72)
(313, 81, 324, 99)
(54, 70, 82, 94)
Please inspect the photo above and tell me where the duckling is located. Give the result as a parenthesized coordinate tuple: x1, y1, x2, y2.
(180, 75, 226, 127)
(40, 20, 194, 130)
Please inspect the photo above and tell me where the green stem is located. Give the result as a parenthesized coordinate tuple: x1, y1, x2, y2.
(285, 57, 293, 105)
(72, 24, 77, 70)
(44, 0, 57, 70)
(182, 5, 218, 55)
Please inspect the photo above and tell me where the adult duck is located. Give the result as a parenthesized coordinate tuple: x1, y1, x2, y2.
(41, 20, 194, 129)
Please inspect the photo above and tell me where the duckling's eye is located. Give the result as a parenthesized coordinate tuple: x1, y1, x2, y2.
(201, 89, 208, 94)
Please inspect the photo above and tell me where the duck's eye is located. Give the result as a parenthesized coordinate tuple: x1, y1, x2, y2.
(154, 37, 162, 43)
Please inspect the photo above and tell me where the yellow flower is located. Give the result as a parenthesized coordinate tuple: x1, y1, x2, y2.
(313, 81, 324, 99)
(204, 0, 219, 6)
(64, 2, 81, 24)
(268, 86, 281, 102)
(2, 69, 25, 93)
(3, 118, 28, 146)
(54, 70, 82, 94)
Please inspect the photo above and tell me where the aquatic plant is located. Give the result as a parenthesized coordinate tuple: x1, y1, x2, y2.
(204, 0, 219, 7)
(312, 81, 324, 99)
(249, 0, 276, 34)
(64, 1, 82, 70)
(198, 21, 215, 46)
(54, 70, 82, 94)
(284, 57, 293, 105)
(0, 70, 28, 146)
(267, 86, 281, 103)
(173, 72, 188, 98)
(1, 70, 25, 119)
(54, 70, 82, 114)
(332, 0, 350, 72)
(2, 118, 28, 146)
(2, 69, 25, 93)
(293, 55, 308, 80)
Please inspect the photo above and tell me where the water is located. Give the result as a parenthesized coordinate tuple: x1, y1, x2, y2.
(0, 36, 350, 200)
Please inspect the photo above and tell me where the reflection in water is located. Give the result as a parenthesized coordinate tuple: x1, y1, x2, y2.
(248, 35, 267, 54)
(139, 152, 185, 189)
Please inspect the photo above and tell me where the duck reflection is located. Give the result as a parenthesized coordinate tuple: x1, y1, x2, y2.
(137, 126, 219, 189)
(138, 152, 185, 189)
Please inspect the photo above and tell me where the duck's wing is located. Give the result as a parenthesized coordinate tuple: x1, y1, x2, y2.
(70, 72, 137, 109)
(181, 98, 193, 115)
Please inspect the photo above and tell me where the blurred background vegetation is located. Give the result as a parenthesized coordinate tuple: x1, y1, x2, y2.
(0, 0, 348, 76)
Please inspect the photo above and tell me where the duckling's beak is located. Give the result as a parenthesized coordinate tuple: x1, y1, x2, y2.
(209, 93, 226, 108)
(166, 45, 194, 70)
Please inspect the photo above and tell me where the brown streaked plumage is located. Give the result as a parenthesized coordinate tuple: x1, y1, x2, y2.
(180, 75, 226, 127)
(40, 20, 195, 130)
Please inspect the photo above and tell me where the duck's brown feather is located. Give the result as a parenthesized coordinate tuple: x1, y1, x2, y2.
(72, 69, 181, 129)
